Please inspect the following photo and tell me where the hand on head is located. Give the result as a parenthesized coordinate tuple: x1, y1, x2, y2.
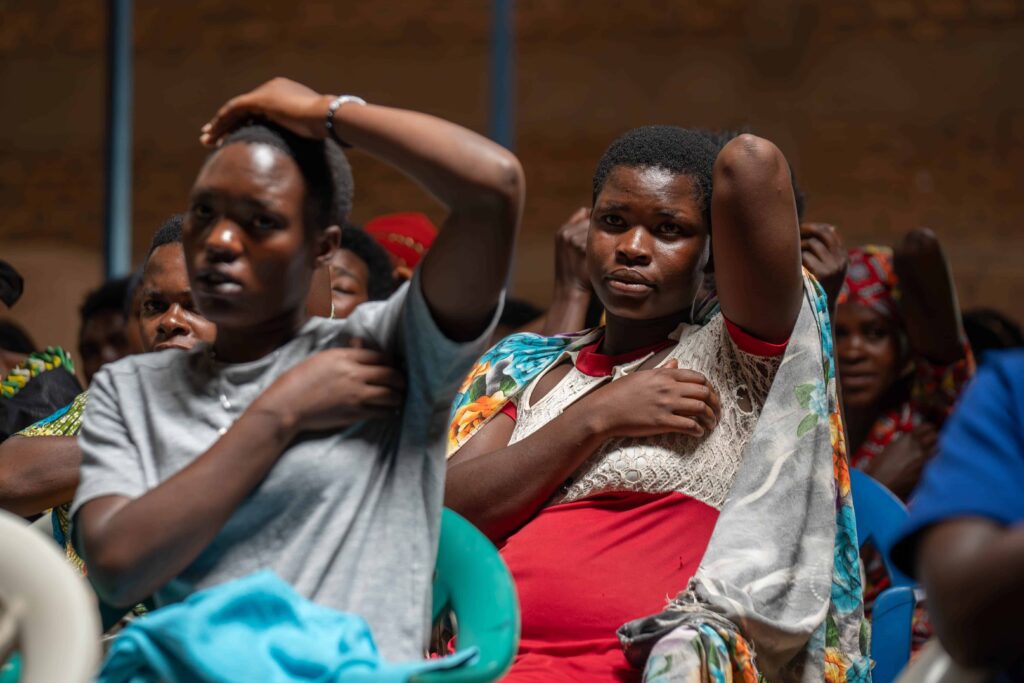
(201, 78, 334, 147)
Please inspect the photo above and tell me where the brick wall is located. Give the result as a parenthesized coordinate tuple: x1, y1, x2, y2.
(3, 0, 1023, 358)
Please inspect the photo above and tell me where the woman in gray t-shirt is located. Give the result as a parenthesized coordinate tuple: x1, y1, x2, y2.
(73, 77, 522, 660)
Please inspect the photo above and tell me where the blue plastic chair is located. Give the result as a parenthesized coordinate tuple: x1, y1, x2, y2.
(412, 508, 520, 683)
(850, 469, 917, 683)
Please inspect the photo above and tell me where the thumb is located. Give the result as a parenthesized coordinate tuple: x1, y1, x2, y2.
(349, 336, 365, 350)
(663, 359, 679, 369)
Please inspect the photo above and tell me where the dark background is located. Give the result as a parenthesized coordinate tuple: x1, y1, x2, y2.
(3, 0, 1022, 356)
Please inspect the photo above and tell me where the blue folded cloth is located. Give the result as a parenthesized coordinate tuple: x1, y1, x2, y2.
(97, 570, 476, 683)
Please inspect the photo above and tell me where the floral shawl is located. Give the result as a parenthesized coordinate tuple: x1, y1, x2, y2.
(446, 273, 870, 682)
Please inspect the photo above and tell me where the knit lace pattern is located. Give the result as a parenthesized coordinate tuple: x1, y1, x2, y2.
(509, 314, 781, 511)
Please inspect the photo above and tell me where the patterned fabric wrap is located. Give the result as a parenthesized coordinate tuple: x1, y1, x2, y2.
(447, 289, 719, 455)
(18, 391, 89, 571)
(446, 274, 870, 682)
(1, 347, 75, 398)
(838, 246, 900, 323)
(618, 275, 869, 682)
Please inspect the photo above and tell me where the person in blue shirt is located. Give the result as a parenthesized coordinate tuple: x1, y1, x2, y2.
(892, 349, 1024, 677)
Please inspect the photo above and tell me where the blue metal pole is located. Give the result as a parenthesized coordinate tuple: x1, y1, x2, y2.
(488, 0, 515, 149)
(103, 0, 133, 278)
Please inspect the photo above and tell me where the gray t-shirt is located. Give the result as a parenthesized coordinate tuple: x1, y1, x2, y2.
(72, 273, 498, 660)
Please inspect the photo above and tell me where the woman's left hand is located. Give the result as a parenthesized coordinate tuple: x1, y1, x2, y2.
(200, 77, 334, 146)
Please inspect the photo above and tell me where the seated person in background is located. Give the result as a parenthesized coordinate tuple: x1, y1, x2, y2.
(0, 260, 82, 441)
(446, 127, 867, 681)
(892, 348, 1024, 680)
(0, 259, 32, 370)
(0, 321, 35, 358)
(73, 77, 520, 660)
(488, 207, 593, 346)
(78, 275, 140, 384)
(0, 215, 215, 529)
(836, 231, 974, 500)
(962, 307, 1023, 363)
(329, 222, 395, 319)
(363, 211, 438, 283)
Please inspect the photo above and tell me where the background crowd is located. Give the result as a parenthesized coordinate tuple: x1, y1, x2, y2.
(2, 3, 1023, 683)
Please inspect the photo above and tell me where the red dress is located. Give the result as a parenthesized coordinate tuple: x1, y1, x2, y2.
(495, 326, 786, 682)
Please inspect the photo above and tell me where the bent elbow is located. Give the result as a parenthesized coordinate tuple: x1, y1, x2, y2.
(0, 468, 32, 517)
(489, 151, 525, 212)
(84, 545, 146, 608)
(714, 134, 789, 188)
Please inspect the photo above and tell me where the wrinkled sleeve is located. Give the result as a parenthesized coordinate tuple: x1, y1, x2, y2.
(70, 369, 147, 519)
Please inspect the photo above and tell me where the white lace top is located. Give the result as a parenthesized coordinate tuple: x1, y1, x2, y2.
(508, 314, 782, 511)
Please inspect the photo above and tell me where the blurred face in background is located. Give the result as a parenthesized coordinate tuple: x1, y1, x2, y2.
(79, 310, 132, 384)
(329, 248, 370, 320)
(834, 302, 902, 410)
(139, 242, 216, 353)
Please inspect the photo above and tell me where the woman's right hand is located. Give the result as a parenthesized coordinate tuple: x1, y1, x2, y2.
(584, 359, 721, 439)
(254, 340, 406, 436)
(862, 423, 939, 500)
(201, 77, 334, 147)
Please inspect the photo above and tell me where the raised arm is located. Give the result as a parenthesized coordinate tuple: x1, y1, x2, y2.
(711, 135, 803, 342)
(542, 207, 593, 335)
(893, 227, 967, 365)
(202, 78, 524, 341)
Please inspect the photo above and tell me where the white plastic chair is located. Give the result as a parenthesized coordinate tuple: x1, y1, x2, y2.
(0, 509, 100, 683)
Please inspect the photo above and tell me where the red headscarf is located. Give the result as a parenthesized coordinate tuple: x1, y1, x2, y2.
(362, 212, 438, 270)
(838, 245, 901, 322)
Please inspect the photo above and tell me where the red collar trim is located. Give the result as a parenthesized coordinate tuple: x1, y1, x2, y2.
(575, 337, 676, 377)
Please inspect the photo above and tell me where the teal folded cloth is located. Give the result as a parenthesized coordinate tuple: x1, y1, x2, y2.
(96, 570, 476, 683)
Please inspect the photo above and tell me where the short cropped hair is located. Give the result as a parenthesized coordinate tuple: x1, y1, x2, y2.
(341, 223, 395, 302)
(80, 276, 131, 325)
(0, 260, 24, 309)
(218, 121, 354, 234)
(593, 125, 718, 229)
(147, 213, 185, 258)
(122, 266, 144, 319)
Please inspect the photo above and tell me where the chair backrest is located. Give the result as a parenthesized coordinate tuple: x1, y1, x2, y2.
(850, 469, 915, 588)
(0, 510, 100, 683)
(413, 508, 520, 683)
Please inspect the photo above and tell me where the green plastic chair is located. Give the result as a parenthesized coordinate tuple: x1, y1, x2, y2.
(412, 508, 520, 683)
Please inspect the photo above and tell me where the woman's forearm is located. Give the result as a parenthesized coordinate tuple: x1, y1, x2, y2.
(542, 284, 592, 336)
(920, 519, 1024, 668)
(78, 403, 296, 607)
(0, 436, 80, 517)
(894, 228, 966, 364)
(333, 102, 523, 216)
(446, 406, 608, 542)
